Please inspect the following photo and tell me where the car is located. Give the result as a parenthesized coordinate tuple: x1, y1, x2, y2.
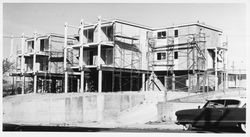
(175, 97, 246, 132)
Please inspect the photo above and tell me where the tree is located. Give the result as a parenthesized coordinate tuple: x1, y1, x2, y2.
(2, 58, 14, 74)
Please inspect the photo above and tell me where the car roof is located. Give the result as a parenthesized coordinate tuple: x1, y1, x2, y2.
(207, 97, 246, 106)
(208, 97, 245, 100)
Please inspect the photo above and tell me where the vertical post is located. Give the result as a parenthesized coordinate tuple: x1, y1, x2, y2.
(130, 72, 133, 91)
(197, 74, 200, 92)
(203, 72, 206, 93)
(119, 70, 122, 91)
(64, 22, 68, 93)
(204, 34, 207, 93)
(10, 35, 14, 62)
(164, 75, 168, 101)
(80, 19, 84, 93)
(142, 73, 145, 91)
(152, 72, 155, 91)
(77, 79, 80, 93)
(80, 47, 84, 93)
(33, 32, 37, 93)
(12, 76, 14, 94)
(172, 73, 175, 91)
(21, 33, 25, 94)
(225, 50, 228, 89)
(152, 48, 155, 91)
(220, 72, 223, 92)
(97, 16, 102, 93)
(192, 47, 195, 73)
(207, 72, 209, 92)
(223, 73, 225, 92)
(23, 76, 25, 94)
(214, 48, 218, 91)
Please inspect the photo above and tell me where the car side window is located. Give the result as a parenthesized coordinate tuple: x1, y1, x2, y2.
(205, 100, 225, 108)
(225, 100, 240, 108)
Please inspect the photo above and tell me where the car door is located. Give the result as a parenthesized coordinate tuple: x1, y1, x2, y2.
(197, 100, 225, 127)
(219, 100, 245, 126)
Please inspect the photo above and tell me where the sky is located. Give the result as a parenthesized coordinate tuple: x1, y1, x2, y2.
(2, 3, 247, 70)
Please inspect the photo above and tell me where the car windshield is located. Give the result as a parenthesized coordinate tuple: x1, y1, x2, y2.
(205, 100, 225, 108)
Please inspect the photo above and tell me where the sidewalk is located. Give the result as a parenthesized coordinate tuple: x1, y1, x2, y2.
(72, 121, 183, 130)
(119, 122, 183, 130)
(6, 121, 183, 131)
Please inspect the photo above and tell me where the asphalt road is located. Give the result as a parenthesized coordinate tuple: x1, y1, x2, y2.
(3, 124, 245, 133)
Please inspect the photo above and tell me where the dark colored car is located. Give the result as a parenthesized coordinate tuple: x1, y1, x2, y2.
(175, 97, 246, 132)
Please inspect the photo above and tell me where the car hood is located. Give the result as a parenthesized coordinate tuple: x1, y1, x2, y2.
(175, 109, 200, 116)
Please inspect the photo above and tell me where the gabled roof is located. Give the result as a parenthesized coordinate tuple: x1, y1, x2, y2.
(25, 33, 76, 41)
(154, 22, 222, 32)
(82, 18, 222, 33)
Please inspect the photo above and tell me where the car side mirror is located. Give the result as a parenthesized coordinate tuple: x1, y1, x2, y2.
(198, 106, 201, 109)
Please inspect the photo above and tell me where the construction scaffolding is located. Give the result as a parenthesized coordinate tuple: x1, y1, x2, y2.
(4, 18, 228, 96)
(146, 25, 226, 94)
(5, 32, 77, 95)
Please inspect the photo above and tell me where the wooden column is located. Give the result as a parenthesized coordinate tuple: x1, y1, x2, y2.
(33, 32, 37, 93)
(214, 48, 218, 91)
(164, 75, 168, 101)
(142, 73, 145, 91)
(21, 33, 25, 94)
(80, 47, 84, 93)
(203, 72, 206, 93)
(64, 23, 68, 93)
(172, 73, 175, 91)
(97, 16, 102, 93)
(80, 19, 85, 93)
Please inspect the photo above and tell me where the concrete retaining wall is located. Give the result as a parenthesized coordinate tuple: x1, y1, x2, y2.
(3, 92, 145, 125)
(157, 102, 203, 122)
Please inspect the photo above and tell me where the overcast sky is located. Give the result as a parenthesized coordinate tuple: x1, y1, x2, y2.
(2, 3, 247, 70)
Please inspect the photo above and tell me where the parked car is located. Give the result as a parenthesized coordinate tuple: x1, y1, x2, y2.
(175, 97, 246, 132)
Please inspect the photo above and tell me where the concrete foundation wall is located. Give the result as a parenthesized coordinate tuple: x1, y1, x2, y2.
(3, 93, 145, 125)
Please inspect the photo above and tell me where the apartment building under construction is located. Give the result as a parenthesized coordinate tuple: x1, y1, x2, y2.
(9, 17, 228, 94)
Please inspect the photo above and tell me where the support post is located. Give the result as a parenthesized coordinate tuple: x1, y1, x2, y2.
(80, 64, 84, 93)
(64, 22, 68, 93)
(172, 73, 175, 91)
(10, 35, 14, 62)
(33, 32, 37, 93)
(207, 73, 209, 92)
(97, 16, 102, 93)
(21, 33, 25, 94)
(12, 77, 14, 94)
(164, 75, 168, 101)
(223, 73, 225, 92)
(79, 19, 85, 93)
(152, 72, 155, 91)
(225, 50, 228, 89)
(214, 48, 218, 91)
(130, 72, 133, 91)
(142, 73, 145, 91)
(203, 72, 206, 93)
(119, 70, 122, 91)
(197, 74, 200, 92)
